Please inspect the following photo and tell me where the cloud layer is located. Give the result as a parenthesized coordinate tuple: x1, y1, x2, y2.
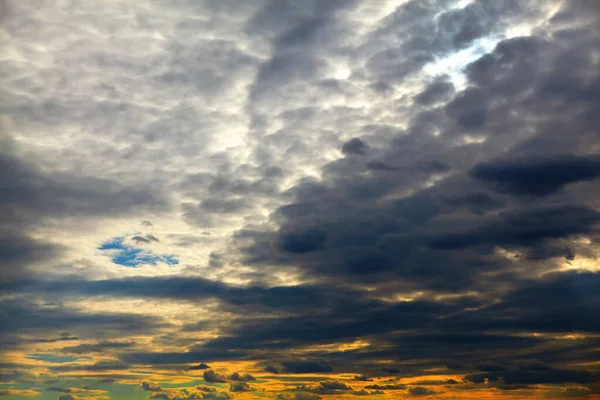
(1, 0, 599, 399)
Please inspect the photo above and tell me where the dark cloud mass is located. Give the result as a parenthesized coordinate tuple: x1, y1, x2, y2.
(1, 0, 600, 398)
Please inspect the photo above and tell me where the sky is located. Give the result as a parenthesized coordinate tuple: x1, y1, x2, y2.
(1, 0, 600, 399)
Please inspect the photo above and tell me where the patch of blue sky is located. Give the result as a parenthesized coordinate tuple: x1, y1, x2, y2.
(25, 354, 92, 363)
(98, 237, 178, 267)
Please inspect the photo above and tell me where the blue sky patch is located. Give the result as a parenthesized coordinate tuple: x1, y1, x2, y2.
(99, 237, 178, 267)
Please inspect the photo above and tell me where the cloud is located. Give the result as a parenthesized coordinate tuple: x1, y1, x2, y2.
(341, 138, 369, 156)
(414, 78, 455, 106)
(2, 0, 600, 398)
(187, 363, 211, 371)
(145, 384, 233, 400)
(229, 382, 254, 392)
(296, 380, 354, 394)
(364, 384, 406, 390)
(142, 381, 163, 392)
(276, 393, 322, 400)
(0, 298, 167, 341)
(471, 154, 600, 196)
(408, 386, 436, 396)
(280, 361, 334, 374)
(203, 370, 228, 383)
(465, 362, 594, 385)
(61, 341, 135, 354)
(228, 372, 255, 381)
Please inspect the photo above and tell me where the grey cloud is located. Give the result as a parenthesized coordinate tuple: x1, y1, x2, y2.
(414, 78, 455, 106)
(0, 298, 168, 339)
(203, 369, 228, 383)
(187, 363, 211, 371)
(131, 235, 151, 244)
(229, 372, 256, 381)
(341, 138, 369, 156)
(471, 154, 600, 196)
(60, 341, 135, 354)
(230, 382, 254, 392)
(2, 0, 600, 393)
(142, 381, 162, 392)
(366, 161, 399, 171)
(408, 386, 436, 396)
(364, 384, 406, 390)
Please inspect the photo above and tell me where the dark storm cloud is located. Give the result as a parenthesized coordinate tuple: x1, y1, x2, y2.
(427, 204, 600, 252)
(0, 298, 168, 339)
(231, 8, 600, 290)
(4, 272, 598, 370)
(185, 0, 600, 376)
(464, 362, 595, 385)
(280, 361, 334, 374)
(471, 154, 600, 196)
(340, 138, 369, 156)
(278, 229, 327, 253)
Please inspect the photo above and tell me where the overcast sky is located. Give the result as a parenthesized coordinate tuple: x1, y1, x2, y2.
(1, 0, 600, 399)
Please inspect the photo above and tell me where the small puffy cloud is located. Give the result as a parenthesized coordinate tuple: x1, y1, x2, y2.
(229, 372, 255, 381)
(230, 382, 254, 392)
(203, 370, 228, 383)
(408, 386, 436, 396)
